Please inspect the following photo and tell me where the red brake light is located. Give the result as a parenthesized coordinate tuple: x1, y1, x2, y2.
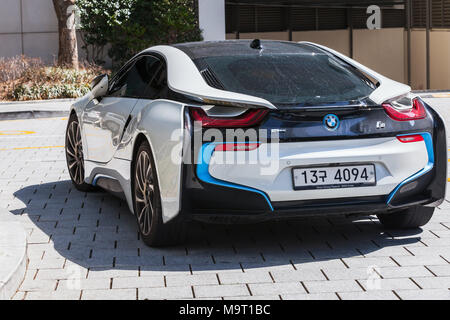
(215, 143, 260, 152)
(189, 108, 268, 128)
(397, 135, 424, 143)
(383, 98, 426, 121)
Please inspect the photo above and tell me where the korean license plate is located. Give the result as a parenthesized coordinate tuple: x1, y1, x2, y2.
(292, 164, 376, 190)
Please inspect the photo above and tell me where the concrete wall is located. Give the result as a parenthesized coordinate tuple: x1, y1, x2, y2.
(198, 0, 225, 41)
(0, 0, 59, 63)
(430, 30, 450, 90)
(292, 30, 351, 56)
(228, 29, 406, 83)
(238, 31, 290, 41)
(353, 28, 406, 83)
(228, 30, 350, 56)
(0, 0, 93, 64)
(409, 30, 450, 91)
(411, 30, 427, 90)
(0, 0, 449, 90)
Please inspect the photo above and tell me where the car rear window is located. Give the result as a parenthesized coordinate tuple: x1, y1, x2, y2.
(196, 53, 376, 107)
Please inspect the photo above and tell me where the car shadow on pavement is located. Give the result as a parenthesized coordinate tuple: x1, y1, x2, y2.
(12, 180, 423, 274)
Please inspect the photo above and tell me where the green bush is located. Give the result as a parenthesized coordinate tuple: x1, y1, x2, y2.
(11, 83, 91, 101)
(78, 0, 202, 66)
(0, 56, 108, 101)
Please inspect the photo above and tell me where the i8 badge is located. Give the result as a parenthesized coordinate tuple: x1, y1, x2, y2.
(323, 114, 340, 131)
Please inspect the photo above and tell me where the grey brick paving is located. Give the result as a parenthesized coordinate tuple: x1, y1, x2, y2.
(302, 279, 363, 293)
(81, 288, 136, 300)
(395, 288, 450, 300)
(248, 282, 307, 296)
(1, 99, 450, 300)
(194, 284, 250, 298)
(138, 286, 193, 300)
(338, 291, 399, 300)
(281, 293, 339, 300)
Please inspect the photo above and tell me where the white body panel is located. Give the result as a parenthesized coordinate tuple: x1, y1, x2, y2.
(82, 97, 138, 163)
(198, 0, 225, 41)
(208, 138, 428, 202)
(146, 45, 276, 109)
(68, 40, 422, 224)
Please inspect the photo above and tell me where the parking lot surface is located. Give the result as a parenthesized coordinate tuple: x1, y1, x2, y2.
(0, 98, 449, 300)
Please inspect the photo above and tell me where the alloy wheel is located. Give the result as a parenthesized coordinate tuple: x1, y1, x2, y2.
(66, 120, 85, 185)
(135, 151, 155, 236)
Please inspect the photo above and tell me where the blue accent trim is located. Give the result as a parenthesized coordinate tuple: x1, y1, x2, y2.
(196, 142, 274, 211)
(323, 114, 340, 131)
(386, 132, 434, 205)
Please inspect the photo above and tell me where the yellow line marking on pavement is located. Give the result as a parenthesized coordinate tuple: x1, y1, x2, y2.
(13, 145, 64, 150)
(0, 145, 64, 151)
(0, 117, 67, 123)
(0, 130, 35, 135)
(432, 93, 450, 98)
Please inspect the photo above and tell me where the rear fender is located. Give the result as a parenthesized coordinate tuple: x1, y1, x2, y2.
(128, 99, 185, 223)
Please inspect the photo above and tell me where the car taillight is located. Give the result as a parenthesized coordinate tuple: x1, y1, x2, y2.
(382, 98, 426, 121)
(397, 134, 424, 143)
(215, 143, 260, 152)
(189, 108, 268, 128)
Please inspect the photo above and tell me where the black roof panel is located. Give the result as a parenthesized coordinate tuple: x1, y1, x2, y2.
(173, 40, 323, 60)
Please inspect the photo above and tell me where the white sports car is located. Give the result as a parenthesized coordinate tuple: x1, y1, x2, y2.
(66, 40, 447, 246)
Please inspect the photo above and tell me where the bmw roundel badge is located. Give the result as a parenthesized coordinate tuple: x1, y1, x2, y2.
(323, 114, 340, 131)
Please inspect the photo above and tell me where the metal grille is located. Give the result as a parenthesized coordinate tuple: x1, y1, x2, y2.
(383, 8, 406, 28)
(411, 0, 450, 28)
(225, 3, 406, 33)
(318, 8, 348, 30)
(291, 7, 316, 31)
(412, 0, 427, 27)
(431, 0, 450, 27)
(255, 6, 286, 32)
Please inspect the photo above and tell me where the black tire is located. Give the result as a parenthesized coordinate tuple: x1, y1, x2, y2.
(377, 206, 434, 229)
(132, 140, 186, 247)
(65, 113, 95, 192)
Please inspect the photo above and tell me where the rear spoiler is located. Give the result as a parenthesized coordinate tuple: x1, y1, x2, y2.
(299, 42, 411, 104)
(147, 45, 277, 109)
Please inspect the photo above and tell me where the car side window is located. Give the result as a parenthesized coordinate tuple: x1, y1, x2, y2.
(145, 61, 168, 99)
(108, 56, 161, 98)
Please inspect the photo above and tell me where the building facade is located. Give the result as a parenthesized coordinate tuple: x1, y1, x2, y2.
(0, 0, 449, 90)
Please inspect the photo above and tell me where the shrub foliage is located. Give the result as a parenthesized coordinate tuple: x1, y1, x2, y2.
(77, 0, 202, 66)
(0, 56, 108, 101)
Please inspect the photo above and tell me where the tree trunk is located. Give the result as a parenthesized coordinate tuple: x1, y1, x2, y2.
(53, 0, 78, 69)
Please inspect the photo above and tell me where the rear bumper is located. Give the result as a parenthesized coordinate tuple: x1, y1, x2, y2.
(207, 136, 429, 203)
(180, 107, 447, 222)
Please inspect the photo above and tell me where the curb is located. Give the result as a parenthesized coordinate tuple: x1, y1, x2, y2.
(0, 110, 69, 121)
(0, 98, 76, 106)
(0, 209, 27, 300)
(0, 99, 72, 120)
(414, 90, 450, 99)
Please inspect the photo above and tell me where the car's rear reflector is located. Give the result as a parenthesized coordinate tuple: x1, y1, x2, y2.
(397, 134, 424, 143)
(189, 108, 268, 128)
(383, 98, 426, 121)
(215, 143, 261, 152)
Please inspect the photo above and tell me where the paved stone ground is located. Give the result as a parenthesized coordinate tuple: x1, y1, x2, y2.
(0, 98, 449, 300)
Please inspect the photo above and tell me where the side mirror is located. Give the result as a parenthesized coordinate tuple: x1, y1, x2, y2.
(91, 74, 108, 99)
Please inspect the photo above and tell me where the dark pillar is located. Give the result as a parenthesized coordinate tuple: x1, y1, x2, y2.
(426, 0, 431, 89)
(406, 0, 411, 86)
(347, 7, 353, 58)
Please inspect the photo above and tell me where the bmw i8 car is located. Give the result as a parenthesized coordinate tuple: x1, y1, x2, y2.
(66, 40, 447, 246)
